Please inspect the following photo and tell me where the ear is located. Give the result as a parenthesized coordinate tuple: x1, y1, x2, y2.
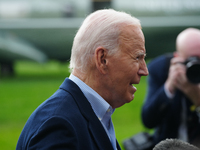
(95, 47, 108, 74)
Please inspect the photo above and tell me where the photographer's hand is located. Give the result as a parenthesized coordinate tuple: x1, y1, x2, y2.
(167, 57, 200, 106)
(165, 57, 185, 95)
(177, 79, 200, 107)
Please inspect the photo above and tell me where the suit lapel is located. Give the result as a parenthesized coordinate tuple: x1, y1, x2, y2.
(88, 117, 114, 150)
(60, 78, 115, 150)
(116, 140, 122, 150)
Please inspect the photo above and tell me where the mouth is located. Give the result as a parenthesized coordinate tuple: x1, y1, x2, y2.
(128, 83, 137, 101)
(130, 83, 137, 93)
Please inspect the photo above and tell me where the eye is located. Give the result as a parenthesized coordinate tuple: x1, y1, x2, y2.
(136, 55, 143, 60)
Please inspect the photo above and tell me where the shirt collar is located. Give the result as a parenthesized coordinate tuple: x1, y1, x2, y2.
(69, 74, 114, 120)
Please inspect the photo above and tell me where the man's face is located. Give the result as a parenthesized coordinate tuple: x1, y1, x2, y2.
(105, 26, 148, 108)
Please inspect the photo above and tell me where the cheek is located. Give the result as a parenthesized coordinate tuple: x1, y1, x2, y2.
(129, 63, 139, 75)
(111, 60, 139, 82)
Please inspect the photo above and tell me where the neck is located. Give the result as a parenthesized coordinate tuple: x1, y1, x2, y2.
(72, 68, 113, 107)
(72, 68, 99, 94)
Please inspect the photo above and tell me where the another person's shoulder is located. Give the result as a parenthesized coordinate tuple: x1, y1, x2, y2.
(148, 53, 173, 70)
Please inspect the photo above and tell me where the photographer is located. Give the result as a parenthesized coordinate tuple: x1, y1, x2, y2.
(142, 28, 200, 148)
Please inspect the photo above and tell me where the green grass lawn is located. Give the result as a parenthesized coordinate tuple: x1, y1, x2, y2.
(0, 60, 149, 150)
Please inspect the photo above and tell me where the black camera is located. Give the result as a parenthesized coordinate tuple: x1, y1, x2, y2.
(184, 56, 200, 84)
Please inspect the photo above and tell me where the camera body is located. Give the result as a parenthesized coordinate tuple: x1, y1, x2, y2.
(183, 56, 200, 84)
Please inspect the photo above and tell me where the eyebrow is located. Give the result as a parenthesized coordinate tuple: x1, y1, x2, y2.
(137, 52, 146, 57)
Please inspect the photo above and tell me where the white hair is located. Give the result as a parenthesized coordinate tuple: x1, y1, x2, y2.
(69, 9, 141, 73)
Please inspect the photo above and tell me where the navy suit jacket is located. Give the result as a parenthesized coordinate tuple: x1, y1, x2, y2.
(141, 54, 200, 145)
(16, 78, 121, 150)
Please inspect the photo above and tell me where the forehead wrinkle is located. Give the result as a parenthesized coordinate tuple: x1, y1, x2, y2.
(119, 25, 141, 44)
(118, 25, 145, 58)
(119, 32, 142, 54)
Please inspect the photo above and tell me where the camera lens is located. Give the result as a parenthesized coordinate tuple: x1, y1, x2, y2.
(186, 62, 200, 84)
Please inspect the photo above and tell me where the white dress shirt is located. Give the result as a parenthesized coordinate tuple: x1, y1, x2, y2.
(69, 74, 117, 150)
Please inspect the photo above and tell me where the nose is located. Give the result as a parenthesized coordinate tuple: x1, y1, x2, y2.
(138, 61, 149, 76)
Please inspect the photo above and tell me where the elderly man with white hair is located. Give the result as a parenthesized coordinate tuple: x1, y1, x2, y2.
(16, 9, 148, 150)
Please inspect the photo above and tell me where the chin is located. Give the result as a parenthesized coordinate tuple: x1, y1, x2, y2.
(118, 99, 133, 108)
(126, 96, 134, 103)
(115, 103, 126, 108)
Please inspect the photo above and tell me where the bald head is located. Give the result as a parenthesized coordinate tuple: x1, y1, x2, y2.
(176, 28, 200, 58)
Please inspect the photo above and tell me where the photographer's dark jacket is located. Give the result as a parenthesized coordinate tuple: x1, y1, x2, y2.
(142, 54, 200, 145)
(16, 78, 121, 150)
